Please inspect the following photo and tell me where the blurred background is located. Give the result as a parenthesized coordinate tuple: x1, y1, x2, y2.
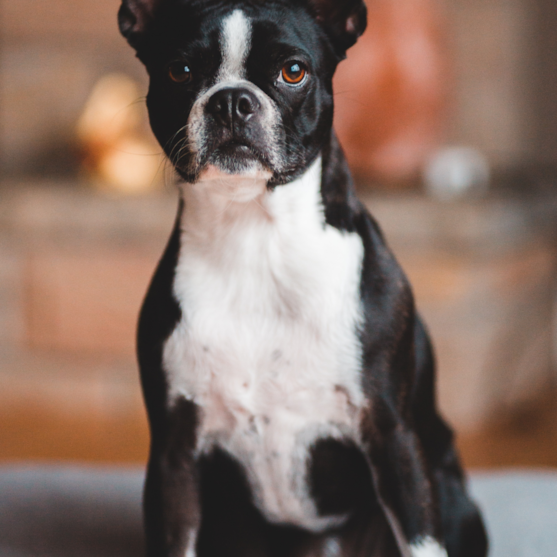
(1, 0, 557, 471)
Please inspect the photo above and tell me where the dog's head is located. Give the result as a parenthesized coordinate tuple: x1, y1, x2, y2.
(118, 0, 366, 186)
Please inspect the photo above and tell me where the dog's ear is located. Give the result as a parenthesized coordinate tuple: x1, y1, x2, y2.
(306, 0, 367, 55)
(118, 0, 164, 48)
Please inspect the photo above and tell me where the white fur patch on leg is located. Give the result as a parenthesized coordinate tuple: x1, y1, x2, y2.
(409, 537, 448, 557)
(184, 528, 197, 557)
(218, 10, 252, 81)
(323, 537, 341, 557)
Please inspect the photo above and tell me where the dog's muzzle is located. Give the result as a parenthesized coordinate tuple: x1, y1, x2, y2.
(185, 80, 284, 179)
(204, 86, 269, 169)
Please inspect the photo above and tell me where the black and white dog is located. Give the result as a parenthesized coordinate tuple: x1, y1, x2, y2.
(118, 1, 488, 556)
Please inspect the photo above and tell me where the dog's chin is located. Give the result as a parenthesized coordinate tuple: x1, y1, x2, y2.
(195, 161, 272, 203)
(199, 164, 272, 182)
(186, 143, 272, 202)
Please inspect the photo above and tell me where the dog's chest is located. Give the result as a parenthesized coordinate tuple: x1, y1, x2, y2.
(163, 164, 366, 529)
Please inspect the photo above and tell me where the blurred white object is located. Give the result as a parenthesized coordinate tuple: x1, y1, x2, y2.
(76, 73, 163, 194)
(423, 146, 490, 200)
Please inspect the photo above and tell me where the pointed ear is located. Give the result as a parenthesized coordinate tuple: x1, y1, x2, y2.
(307, 0, 367, 55)
(118, 0, 164, 48)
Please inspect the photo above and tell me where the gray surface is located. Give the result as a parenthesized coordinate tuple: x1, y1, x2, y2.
(0, 466, 144, 557)
(470, 470, 557, 557)
(0, 466, 556, 556)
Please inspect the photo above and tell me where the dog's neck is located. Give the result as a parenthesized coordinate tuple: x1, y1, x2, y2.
(178, 156, 324, 243)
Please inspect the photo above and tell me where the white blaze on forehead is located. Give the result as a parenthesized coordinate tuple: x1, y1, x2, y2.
(218, 10, 252, 81)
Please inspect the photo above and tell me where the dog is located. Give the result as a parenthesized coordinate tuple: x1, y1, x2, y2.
(118, 1, 488, 556)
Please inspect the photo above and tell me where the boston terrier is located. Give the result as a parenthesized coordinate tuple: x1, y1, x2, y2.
(117, 1, 488, 556)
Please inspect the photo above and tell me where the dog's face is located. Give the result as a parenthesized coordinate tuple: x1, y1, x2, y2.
(119, 0, 366, 186)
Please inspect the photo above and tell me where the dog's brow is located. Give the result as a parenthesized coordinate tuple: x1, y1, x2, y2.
(218, 9, 252, 81)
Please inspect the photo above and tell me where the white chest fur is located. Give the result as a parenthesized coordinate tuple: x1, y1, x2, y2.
(163, 160, 366, 531)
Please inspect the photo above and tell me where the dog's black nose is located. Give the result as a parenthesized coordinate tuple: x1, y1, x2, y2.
(206, 88, 261, 127)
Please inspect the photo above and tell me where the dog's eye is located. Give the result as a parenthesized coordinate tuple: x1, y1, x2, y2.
(168, 61, 192, 84)
(280, 62, 307, 85)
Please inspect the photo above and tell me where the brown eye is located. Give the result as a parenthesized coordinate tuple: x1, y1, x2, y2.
(168, 61, 192, 84)
(281, 61, 307, 85)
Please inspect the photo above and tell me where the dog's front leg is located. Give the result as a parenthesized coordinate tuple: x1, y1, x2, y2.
(144, 398, 201, 557)
(361, 411, 447, 557)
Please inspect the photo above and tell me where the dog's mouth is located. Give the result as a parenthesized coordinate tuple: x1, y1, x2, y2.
(211, 140, 258, 159)
(204, 139, 272, 175)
